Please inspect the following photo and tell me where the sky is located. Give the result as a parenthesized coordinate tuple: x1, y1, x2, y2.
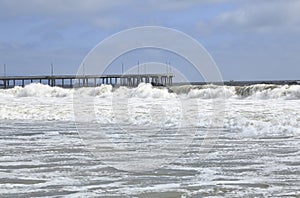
(0, 0, 300, 81)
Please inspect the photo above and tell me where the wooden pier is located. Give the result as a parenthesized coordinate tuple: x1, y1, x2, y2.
(0, 74, 174, 89)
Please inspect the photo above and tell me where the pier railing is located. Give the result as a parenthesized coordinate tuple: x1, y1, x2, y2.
(0, 74, 174, 89)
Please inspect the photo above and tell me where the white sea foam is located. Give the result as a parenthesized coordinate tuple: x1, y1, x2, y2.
(0, 83, 72, 97)
(1, 83, 300, 99)
(186, 85, 235, 99)
(0, 83, 299, 137)
(240, 84, 300, 99)
(1, 84, 299, 197)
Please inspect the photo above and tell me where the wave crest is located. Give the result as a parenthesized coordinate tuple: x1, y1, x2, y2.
(0, 83, 300, 100)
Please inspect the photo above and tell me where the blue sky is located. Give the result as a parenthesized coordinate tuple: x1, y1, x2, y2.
(0, 0, 300, 81)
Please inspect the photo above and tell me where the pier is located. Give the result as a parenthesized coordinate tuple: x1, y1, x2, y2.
(0, 74, 174, 89)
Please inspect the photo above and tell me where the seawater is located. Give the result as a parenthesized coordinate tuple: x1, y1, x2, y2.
(0, 83, 299, 197)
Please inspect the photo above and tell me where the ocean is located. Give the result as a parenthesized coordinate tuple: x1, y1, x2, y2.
(0, 83, 299, 197)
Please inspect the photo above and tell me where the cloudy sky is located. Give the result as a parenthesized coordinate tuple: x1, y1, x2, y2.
(0, 0, 300, 81)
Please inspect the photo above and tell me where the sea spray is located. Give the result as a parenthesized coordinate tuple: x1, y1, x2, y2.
(1, 83, 300, 99)
(0, 83, 299, 142)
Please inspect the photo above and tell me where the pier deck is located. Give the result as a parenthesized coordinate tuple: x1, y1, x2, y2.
(0, 74, 174, 89)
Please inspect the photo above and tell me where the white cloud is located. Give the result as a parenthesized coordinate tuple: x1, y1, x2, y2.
(0, 0, 129, 16)
(140, 0, 232, 11)
(212, 0, 300, 33)
(93, 17, 120, 29)
(0, 0, 135, 31)
(0, 0, 236, 31)
(0, 0, 233, 18)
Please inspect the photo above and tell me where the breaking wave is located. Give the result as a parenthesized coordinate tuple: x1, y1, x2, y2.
(172, 84, 300, 100)
(0, 83, 299, 137)
(0, 83, 299, 99)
